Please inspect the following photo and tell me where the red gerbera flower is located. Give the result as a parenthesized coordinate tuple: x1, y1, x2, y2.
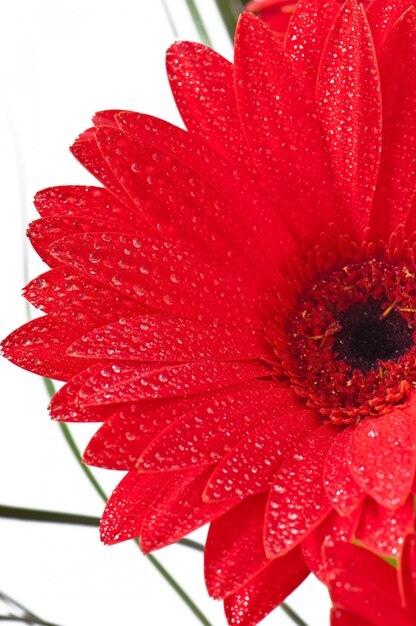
(326, 534, 416, 625)
(3, 0, 416, 624)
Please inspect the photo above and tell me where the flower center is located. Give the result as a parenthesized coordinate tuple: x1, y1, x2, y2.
(267, 235, 416, 424)
(334, 299, 414, 373)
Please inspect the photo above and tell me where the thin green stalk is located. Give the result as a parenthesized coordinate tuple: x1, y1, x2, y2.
(0, 505, 99, 527)
(0, 503, 307, 625)
(57, 421, 107, 503)
(225, 0, 245, 15)
(280, 602, 309, 626)
(42, 379, 212, 626)
(185, 0, 213, 46)
(0, 617, 62, 626)
(0, 591, 63, 626)
(44, 378, 106, 502)
(0, 504, 205, 552)
(213, 0, 244, 41)
(0, 591, 40, 621)
(179, 538, 204, 552)
(146, 553, 213, 626)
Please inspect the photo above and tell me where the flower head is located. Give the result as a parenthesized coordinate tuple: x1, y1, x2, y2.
(3, 1, 416, 624)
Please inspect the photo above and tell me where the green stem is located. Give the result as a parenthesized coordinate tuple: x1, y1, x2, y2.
(225, 0, 245, 15)
(280, 602, 309, 626)
(42, 378, 212, 626)
(0, 505, 99, 527)
(146, 553, 213, 626)
(57, 421, 107, 502)
(213, 0, 244, 41)
(179, 538, 204, 552)
(185, 0, 213, 46)
(0, 504, 205, 552)
(0, 617, 62, 626)
(0, 592, 62, 626)
(0, 591, 40, 621)
(43, 381, 108, 502)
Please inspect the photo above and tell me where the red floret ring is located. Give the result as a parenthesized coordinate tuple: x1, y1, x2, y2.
(268, 230, 416, 424)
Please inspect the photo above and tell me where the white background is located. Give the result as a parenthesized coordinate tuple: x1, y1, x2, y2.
(0, 1, 330, 624)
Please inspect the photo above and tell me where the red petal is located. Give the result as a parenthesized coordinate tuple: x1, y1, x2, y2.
(316, 0, 382, 236)
(246, 0, 298, 34)
(70, 135, 133, 208)
(115, 111, 280, 281)
(330, 608, 374, 626)
(92, 110, 121, 127)
(235, 13, 335, 242)
(204, 493, 269, 599)
(356, 496, 414, 557)
(34, 185, 136, 227)
(302, 509, 360, 582)
(100, 469, 170, 545)
(68, 315, 269, 361)
(78, 361, 269, 406)
(285, 0, 339, 92)
(371, 8, 416, 238)
(28, 216, 130, 268)
(325, 541, 401, 605)
(140, 465, 238, 553)
(166, 42, 246, 162)
(348, 412, 416, 509)
(75, 362, 158, 406)
(138, 382, 302, 472)
(95, 127, 263, 270)
(324, 426, 366, 515)
(83, 395, 212, 469)
(204, 409, 318, 502)
(224, 547, 309, 626)
(327, 546, 413, 626)
(264, 424, 335, 557)
(49, 365, 115, 422)
(1, 316, 96, 381)
(24, 266, 143, 325)
(399, 533, 416, 614)
(366, 0, 414, 52)
(330, 580, 411, 626)
(49, 231, 263, 326)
